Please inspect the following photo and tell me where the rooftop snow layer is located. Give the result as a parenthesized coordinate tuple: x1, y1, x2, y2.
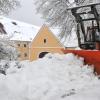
(0, 16, 78, 47)
(0, 16, 39, 41)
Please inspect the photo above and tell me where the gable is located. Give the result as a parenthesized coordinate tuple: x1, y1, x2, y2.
(31, 25, 64, 48)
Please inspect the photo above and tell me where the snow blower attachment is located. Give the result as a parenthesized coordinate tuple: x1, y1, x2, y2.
(69, 3, 100, 50)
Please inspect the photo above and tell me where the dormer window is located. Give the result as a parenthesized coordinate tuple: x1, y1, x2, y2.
(44, 39, 47, 43)
(12, 22, 17, 25)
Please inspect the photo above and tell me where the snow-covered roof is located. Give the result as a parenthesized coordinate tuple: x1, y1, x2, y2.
(0, 16, 78, 47)
(0, 16, 39, 41)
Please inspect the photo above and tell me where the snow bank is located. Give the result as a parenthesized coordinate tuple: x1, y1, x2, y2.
(0, 53, 99, 100)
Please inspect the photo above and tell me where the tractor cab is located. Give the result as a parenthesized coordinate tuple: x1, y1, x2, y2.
(69, 3, 100, 50)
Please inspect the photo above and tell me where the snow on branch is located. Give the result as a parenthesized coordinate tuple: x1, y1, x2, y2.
(0, 35, 18, 60)
(0, 0, 20, 15)
(35, 0, 100, 40)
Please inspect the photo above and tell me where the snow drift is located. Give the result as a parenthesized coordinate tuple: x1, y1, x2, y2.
(0, 53, 100, 100)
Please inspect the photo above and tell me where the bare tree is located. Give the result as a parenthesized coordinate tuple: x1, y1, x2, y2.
(0, 0, 20, 60)
(35, 0, 98, 40)
(0, 0, 20, 15)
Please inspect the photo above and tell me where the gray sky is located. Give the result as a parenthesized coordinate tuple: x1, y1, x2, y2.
(6, 0, 75, 26)
(7, 0, 44, 26)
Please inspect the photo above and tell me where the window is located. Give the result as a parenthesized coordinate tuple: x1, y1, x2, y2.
(24, 53, 27, 57)
(24, 44, 26, 47)
(18, 54, 21, 57)
(12, 22, 17, 25)
(18, 44, 20, 47)
(44, 39, 47, 43)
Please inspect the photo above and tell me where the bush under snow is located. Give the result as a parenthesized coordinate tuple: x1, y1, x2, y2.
(0, 61, 23, 75)
(0, 53, 99, 100)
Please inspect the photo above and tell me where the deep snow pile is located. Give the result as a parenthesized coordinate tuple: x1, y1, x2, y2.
(0, 53, 100, 100)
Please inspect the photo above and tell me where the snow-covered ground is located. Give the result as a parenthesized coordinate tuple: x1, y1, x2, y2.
(0, 53, 99, 100)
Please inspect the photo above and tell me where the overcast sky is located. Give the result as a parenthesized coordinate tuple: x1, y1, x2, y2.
(6, 0, 76, 26)
(7, 0, 44, 26)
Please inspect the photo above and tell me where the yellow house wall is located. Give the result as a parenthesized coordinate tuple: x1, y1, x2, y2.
(31, 25, 63, 48)
(30, 47, 63, 61)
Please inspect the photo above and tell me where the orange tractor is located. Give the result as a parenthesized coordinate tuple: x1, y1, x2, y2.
(63, 3, 100, 74)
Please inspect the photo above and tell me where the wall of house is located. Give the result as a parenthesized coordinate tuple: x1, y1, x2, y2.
(29, 47, 63, 61)
(15, 41, 30, 60)
(31, 25, 63, 48)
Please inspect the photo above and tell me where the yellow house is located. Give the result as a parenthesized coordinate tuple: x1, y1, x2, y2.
(0, 17, 78, 61)
(14, 25, 64, 61)
(30, 25, 64, 61)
